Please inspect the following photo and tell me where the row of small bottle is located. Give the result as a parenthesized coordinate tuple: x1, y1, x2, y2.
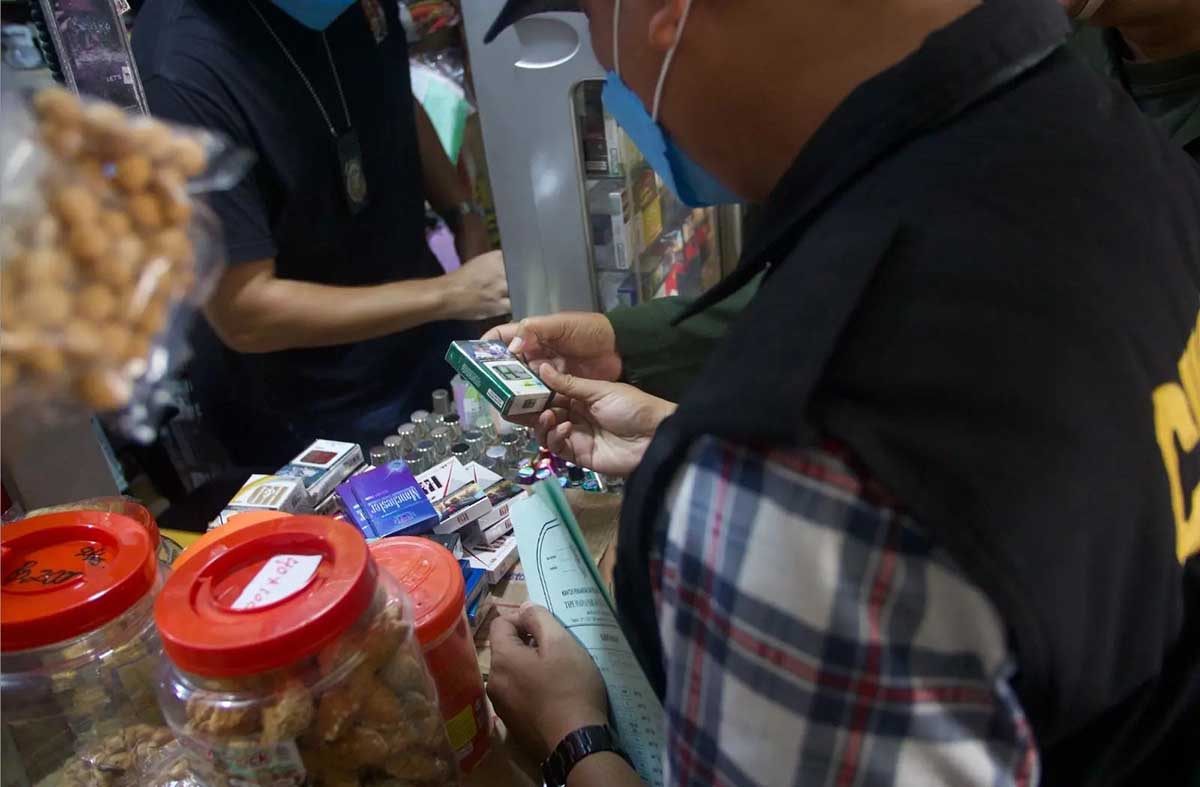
(366, 387, 539, 477)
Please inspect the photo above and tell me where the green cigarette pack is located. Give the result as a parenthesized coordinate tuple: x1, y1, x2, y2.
(445, 340, 552, 417)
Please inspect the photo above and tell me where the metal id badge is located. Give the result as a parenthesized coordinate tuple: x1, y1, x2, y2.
(337, 130, 369, 214)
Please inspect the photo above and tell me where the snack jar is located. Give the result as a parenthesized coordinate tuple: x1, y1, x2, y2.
(154, 515, 460, 787)
(0, 510, 182, 786)
(370, 538, 490, 772)
(25, 496, 182, 565)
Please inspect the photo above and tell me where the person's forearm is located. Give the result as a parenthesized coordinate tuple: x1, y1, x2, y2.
(454, 211, 491, 261)
(414, 101, 491, 261)
(415, 100, 468, 213)
(206, 274, 459, 353)
(567, 752, 645, 787)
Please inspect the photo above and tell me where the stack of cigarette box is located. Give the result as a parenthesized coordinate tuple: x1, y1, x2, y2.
(414, 456, 524, 584)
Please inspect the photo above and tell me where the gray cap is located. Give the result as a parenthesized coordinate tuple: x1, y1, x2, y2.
(484, 0, 581, 43)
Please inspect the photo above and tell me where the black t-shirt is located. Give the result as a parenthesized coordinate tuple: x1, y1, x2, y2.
(133, 0, 462, 461)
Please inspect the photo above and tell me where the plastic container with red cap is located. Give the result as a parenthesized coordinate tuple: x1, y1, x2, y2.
(370, 537, 491, 773)
(154, 515, 461, 787)
(25, 495, 184, 565)
(0, 510, 184, 786)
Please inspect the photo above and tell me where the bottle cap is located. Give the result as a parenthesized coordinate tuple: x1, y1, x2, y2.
(155, 516, 375, 677)
(369, 538, 463, 646)
(2, 511, 157, 652)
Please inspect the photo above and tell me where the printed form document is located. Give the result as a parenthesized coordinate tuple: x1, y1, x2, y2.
(510, 481, 665, 785)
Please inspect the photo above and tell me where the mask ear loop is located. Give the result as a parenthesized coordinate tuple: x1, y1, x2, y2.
(651, 0, 696, 122)
(1072, 0, 1107, 20)
(613, 0, 623, 79)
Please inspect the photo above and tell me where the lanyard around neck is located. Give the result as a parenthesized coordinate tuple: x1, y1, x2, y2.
(248, 2, 353, 137)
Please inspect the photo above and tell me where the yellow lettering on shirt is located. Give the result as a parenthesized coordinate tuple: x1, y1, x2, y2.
(1153, 313, 1200, 562)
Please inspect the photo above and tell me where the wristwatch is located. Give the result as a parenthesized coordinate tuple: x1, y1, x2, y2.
(541, 724, 628, 786)
(442, 200, 484, 232)
(454, 200, 485, 218)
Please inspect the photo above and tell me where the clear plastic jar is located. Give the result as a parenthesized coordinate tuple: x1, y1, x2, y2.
(154, 515, 460, 787)
(370, 538, 491, 773)
(1, 510, 181, 786)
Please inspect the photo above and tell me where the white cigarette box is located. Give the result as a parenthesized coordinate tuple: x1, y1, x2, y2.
(464, 533, 519, 584)
(226, 474, 309, 514)
(277, 440, 364, 504)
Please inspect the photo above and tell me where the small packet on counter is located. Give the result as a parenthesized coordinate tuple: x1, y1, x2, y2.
(226, 474, 310, 514)
(473, 515, 513, 548)
(462, 561, 489, 611)
(417, 457, 493, 534)
(463, 532, 519, 584)
(336, 460, 439, 538)
(445, 340, 552, 417)
(276, 439, 363, 504)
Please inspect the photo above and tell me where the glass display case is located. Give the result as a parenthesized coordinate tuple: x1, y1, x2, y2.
(461, 2, 737, 318)
(574, 82, 723, 311)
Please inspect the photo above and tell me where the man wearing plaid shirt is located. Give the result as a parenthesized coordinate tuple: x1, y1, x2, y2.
(482, 0, 1200, 784)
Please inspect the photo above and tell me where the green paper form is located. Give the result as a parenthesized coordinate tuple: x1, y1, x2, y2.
(510, 482, 665, 785)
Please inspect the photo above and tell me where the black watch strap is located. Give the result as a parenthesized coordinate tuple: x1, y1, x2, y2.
(541, 724, 627, 786)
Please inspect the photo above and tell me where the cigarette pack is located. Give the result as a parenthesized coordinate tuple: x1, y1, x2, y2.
(423, 532, 463, 560)
(461, 560, 489, 611)
(445, 340, 552, 417)
(463, 532, 520, 585)
(277, 439, 364, 504)
(314, 491, 342, 517)
(462, 483, 525, 545)
(335, 461, 439, 539)
(227, 475, 310, 514)
(467, 593, 494, 636)
(416, 458, 494, 534)
(470, 515, 512, 548)
(433, 482, 492, 534)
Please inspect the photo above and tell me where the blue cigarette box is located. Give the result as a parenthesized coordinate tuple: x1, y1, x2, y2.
(335, 460, 439, 539)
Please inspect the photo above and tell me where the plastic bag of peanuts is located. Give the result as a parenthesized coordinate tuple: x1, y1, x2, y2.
(0, 85, 250, 442)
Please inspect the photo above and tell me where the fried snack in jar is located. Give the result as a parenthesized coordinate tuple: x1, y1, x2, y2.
(370, 538, 492, 773)
(0, 511, 177, 786)
(154, 516, 461, 787)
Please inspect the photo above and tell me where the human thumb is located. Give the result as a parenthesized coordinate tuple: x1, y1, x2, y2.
(537, 362, 607, 403)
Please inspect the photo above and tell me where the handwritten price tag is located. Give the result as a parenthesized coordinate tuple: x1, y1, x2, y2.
(232, 555, 322, 611)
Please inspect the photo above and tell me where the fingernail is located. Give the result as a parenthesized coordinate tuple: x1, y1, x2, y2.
(508, 336, 524, 353)
(520, 601, 534, 611)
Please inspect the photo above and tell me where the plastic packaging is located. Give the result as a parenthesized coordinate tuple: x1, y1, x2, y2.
(370, 538, 490, 772)
(154, 516, 460, 787)
(0, 85, 250, 442)
(0, 510, 177, 786)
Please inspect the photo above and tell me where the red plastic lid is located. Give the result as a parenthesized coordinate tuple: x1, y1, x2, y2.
(370, 538, 464, 646)
(172, 511, 292, 572)
(154, 516, 377, 677)
(1, 511, 157, 652)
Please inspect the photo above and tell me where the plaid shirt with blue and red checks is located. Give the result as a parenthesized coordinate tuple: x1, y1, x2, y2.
(651, 436, 1040, 786)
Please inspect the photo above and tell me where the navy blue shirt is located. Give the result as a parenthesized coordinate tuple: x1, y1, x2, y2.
(133, 0, 463, 464)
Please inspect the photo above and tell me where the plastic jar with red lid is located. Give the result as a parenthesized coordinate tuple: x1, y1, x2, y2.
(154, 515, 461, 787)
(25, 495, 183, 565)
(369, 538, 491, 772)
(0, 510, 185, 786)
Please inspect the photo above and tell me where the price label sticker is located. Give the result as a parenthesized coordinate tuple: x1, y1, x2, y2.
(232, 555, 322, 611)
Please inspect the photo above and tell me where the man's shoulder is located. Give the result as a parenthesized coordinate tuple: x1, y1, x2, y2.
(133, 0, 241, 87)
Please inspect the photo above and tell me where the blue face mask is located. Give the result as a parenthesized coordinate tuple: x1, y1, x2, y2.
(600, 0, 739, 207)
(271, 0, 356, 30)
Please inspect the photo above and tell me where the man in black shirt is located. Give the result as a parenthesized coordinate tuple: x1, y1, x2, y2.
(133, 0, 509, 466)
(479, 0, 1200, 785)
